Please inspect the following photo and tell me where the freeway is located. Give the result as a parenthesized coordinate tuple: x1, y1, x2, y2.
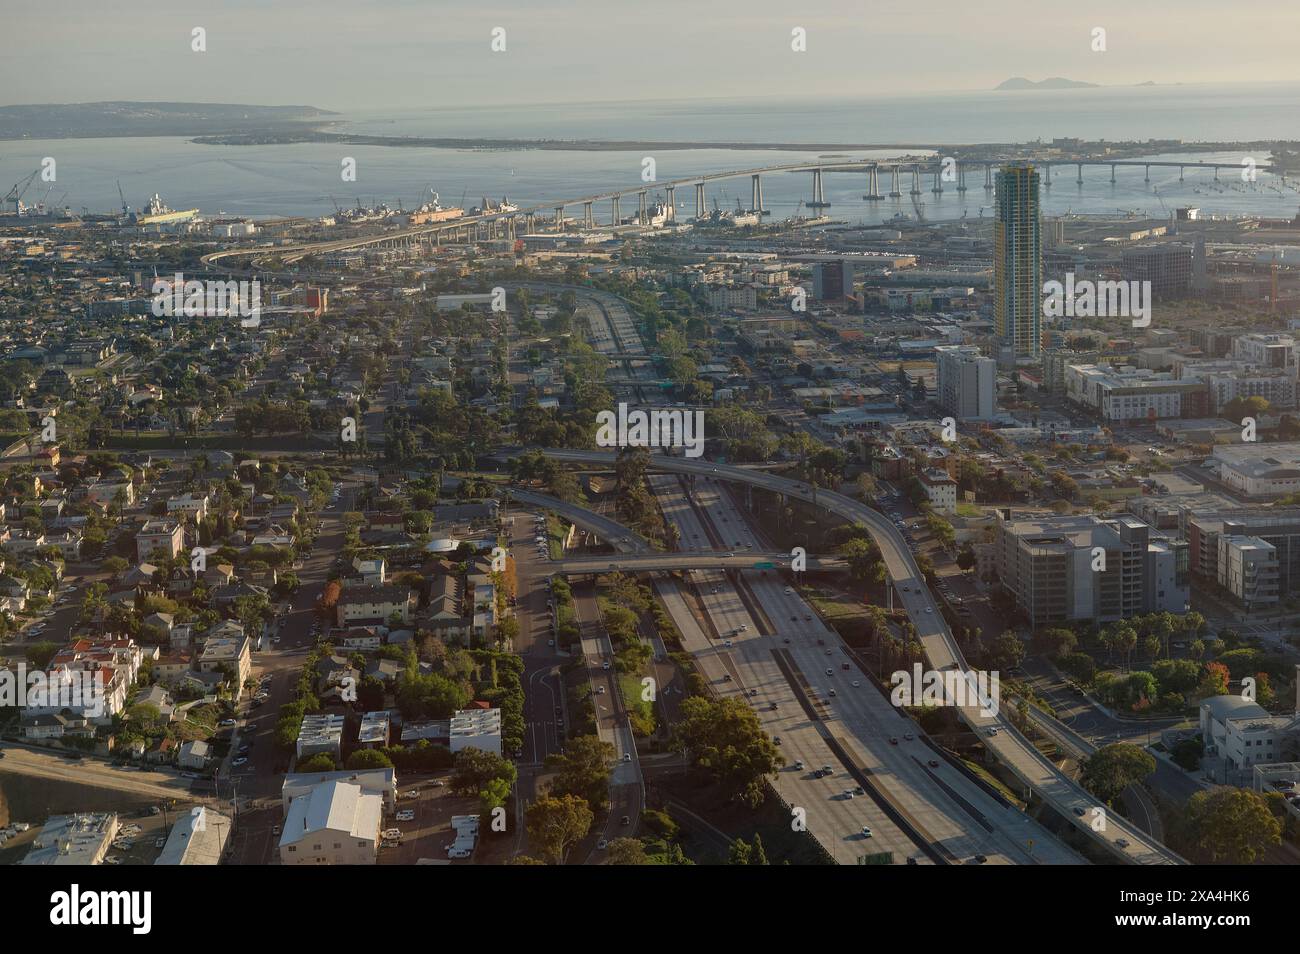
(554, 551, 843, 574)
(533, 448, 1186, 865)
(673, 475, 1082, 865)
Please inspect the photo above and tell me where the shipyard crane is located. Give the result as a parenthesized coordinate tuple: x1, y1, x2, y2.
(116, 179, 129, 217)
(4, 168, 40, 214)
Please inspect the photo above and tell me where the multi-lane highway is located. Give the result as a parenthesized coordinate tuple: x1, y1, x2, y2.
(656, 474, 1084, 865)
(533, 448, 1186, 865)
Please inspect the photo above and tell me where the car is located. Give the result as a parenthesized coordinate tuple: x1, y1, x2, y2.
(825, 668, 833, 675)
(595, 685, 606, 694)
(790, 615, 798, 622)
(149, 806, 161, 816)
(620, 815, 630, 826)
(853, 786, 864, 796)
(1073, 807, 1087, 817)
(842, 790, 854, 800)
(973, 854, 988, 864)
(927, 759, 940, 768)
(924, 607, 933, 614)
(784, 587, 793, 594)
(601, 661, 610, 671)
(770, 701, 779, 711)
(803, 615, 812, 622)
(396, 810, 415, 821)
(404, 790, 419, 798)
(861, 826, 873, 838)
(782, 637, 791, 644)
(851, 680, 861, 688)
(232, 757, 248, 766)
(623, 753, 632, 762)
(825, 649, 832, 656)
(820, 765, 833, 775)
(904, 733, 914, 741)
(1115, 838, 1130, 849)
(986, 727, 999, 737)
(722, 674, 732, 681)
(155, 837, 166, 849)
(748, 688, 758, 697)
(547, 639, 555, 647)
(888, 737, 898, 745)
(794, 760, 805, 771)
(773, 736, 782, 745)
(724, 640, 733, 648)
(828, 688, 837, 697)
(597, 839, 608, 850)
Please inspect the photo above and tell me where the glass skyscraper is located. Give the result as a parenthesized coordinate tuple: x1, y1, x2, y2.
(994, 163, 1042, 364)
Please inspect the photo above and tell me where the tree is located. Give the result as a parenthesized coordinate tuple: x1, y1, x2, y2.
(451, 747, 517, 796)
(1031, 628, 1076, 659)
(545, 735, 615, 812)
(346, 749, 394, 770)
(605, 837, 648, 865)
(672, 697, 783, 807)
(297, 753, 336, 772)
(988, 630, 1025, 671)
(525, 794, 593, 865)
(1079, 743, 1156, 803)
(729, 834, 770, 865)
(1179, 787, 1281, 864)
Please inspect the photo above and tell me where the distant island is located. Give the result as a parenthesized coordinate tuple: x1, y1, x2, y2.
(0, 101, 336, 140)
(995, 77, 1100, 91)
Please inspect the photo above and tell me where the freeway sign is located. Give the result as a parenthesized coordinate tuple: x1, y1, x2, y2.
(753, 561, 776, 570)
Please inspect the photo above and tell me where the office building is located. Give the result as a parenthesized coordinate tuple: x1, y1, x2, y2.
(992, 510, 1188, 627)
(993, 164, 1042, 365)
(812, 261, 852, 301)
(934, 345, 997, 421)
(1120, 244, 1193, 299)
(1217, 535, 1279, 611)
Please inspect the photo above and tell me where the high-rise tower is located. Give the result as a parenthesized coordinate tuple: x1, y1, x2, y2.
(994, 163, 1042, 365)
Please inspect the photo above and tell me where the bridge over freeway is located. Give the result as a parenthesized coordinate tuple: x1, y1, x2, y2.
(200, 154, 1278, 268)
(514, 447, 1186, 866)
(553, 550, 844, 574)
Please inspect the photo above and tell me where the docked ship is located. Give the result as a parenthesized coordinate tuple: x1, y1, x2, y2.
(406, 189, 465, 225)
(133, 193, 200, 226)
(469, 196, 520, 215)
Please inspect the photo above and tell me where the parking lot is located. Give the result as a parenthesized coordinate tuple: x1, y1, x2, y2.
(376, 775, 507, 864)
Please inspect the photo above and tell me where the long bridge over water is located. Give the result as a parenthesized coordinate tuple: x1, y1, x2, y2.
(202, 155, 1281, 268)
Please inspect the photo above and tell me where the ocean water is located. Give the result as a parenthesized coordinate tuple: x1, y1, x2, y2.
(2, 85, 1298, 224)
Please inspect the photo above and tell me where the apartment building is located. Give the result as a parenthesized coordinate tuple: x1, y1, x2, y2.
(934, 345, 997, 422)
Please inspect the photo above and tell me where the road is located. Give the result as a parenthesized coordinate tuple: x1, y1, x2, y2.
(535, 447, 1185, 865)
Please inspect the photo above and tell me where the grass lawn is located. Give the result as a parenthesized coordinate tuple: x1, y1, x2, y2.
(546, 513, 568, 561)
(955, 502, 982, 518)
(618, 671, 655, 735)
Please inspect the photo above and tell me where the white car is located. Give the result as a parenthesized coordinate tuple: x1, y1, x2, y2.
(395, 810, 415, 822)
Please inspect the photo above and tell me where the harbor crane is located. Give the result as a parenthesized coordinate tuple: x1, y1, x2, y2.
(4, 168, 41, 214)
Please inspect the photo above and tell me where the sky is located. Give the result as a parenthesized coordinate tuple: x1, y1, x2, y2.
(3, 0, 1296, 111)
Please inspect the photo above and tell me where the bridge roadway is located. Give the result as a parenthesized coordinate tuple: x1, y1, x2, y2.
(555, 551, 843, 573)
(526, 448, 1186, 865)
(201, 155, 1276, 267)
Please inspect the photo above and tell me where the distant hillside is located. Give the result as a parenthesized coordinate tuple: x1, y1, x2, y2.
(995, 77, 1100, 91)
(0, 101, 336, 140)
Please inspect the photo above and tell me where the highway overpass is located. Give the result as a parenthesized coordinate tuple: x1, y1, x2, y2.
(526, 448, 1185, 865)
(554, 550, 843, 574)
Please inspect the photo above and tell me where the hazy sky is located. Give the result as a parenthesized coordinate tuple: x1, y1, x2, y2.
(4, 0, 1296, 110)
